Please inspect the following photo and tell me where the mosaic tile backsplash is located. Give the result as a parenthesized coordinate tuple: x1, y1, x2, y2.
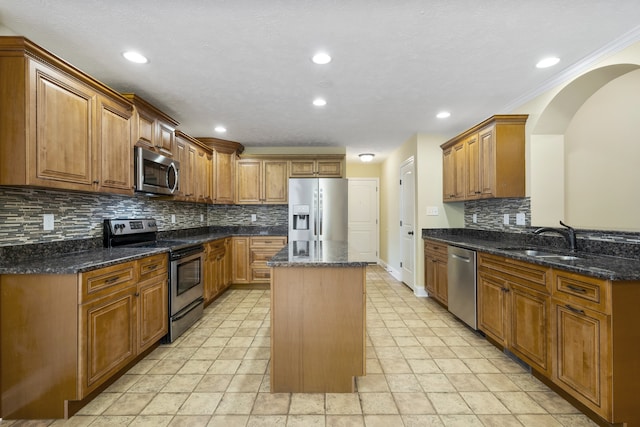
(464, 197, 531, 232)
(464, 197, 640, 245)
(0, 187, 288, 247)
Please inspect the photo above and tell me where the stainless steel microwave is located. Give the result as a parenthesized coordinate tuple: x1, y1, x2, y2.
(134, 147, 179, 195)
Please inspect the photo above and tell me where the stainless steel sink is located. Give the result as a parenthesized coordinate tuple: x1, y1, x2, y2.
(498, 247, 581, 261)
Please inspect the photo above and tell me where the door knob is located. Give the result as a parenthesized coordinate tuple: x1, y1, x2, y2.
(408, 231, 414, 235)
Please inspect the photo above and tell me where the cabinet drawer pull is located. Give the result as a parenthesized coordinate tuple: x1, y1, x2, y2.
(105, 276, 120, 284)
(565, 304, 585, 315)
(567, 284, 587, 294)
(145, 264, 158, 271)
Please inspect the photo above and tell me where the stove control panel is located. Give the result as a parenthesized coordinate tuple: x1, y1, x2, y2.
(105, 218, 159, 235)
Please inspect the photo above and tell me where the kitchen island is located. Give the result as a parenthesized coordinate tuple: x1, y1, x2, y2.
(267, 241, 368, 393)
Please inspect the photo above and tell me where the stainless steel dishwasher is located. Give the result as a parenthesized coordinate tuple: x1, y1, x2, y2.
(447, 245, 477, 329)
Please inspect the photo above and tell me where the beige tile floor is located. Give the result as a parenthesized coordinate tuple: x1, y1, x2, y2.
(1, 265, 597, 427)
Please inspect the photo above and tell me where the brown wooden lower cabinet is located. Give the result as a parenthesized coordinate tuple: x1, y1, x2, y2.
(423, 239, 448, 306)
(478, 252, 551, 375)
(0, 253, 168, 419)
(477, 252, 640, 426)
(231, 236, 286, 284)
(204, 238, 231, 304)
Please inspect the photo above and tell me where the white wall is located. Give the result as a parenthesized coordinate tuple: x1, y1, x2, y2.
(379, 136, 416, 275)
(514, 41, 640, 230)
(413, 134, 463, 290)
(564, 69, 640, 230)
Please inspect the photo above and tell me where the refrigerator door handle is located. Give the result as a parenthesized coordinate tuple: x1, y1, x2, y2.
(313, 188, 318, 236)
(319, 188, 323, 236)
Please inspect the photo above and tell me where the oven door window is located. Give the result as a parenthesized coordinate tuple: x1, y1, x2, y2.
(177, 257, 201, 295)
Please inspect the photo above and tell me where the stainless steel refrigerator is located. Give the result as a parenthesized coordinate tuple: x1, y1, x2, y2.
(288, 178, 348, 251)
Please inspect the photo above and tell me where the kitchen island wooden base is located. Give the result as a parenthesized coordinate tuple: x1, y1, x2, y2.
(270, 266, 366, 393)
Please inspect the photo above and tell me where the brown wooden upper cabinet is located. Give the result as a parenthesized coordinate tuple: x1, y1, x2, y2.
(290, 156, 344, 178)
(197, 137, 243, 204)
(441, 115, 527, 202)
(0, 36, 134, 195)
(123, 93, 179, 159)
(175, 130, 213, 203)
(236, 157, 289, 204)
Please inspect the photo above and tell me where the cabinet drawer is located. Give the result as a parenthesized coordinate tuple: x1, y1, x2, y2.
(552, 270, 610, 314)
(479, 252, 551, 293)
(424, 239, 448, 258)
(80, 262, 136, 303)
(138, 254, 168, 280)
(250, 248, 279, 264)
(251, 267, 271, 282)
(250, 236, 287, 247)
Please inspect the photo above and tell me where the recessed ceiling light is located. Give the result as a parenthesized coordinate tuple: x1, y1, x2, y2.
(214, 126, 227, 133)
(536, 57, 560, 69)
(313, 98, 327, 107)
(436, 111, 451, 119)
(122, 51, 148, 64)
(312, 52, 332, 65)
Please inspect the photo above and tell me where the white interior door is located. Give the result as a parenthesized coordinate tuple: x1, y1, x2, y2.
(347, 178, 379, 262)
(400, 158, 415, 290)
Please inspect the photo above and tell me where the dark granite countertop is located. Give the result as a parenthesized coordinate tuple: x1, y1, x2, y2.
(422, 229, 640, 281)
(0, 247, 170, 274)
(0, 227, 287, 275)
(267, 241, 368, 268)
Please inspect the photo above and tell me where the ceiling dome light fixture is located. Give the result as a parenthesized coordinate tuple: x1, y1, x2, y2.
(359, 153, 375, 162)
(436, 111, 451, 119)
(536, 57, 560, 69)
(312, 52, 332, 65)
(313, 98, 327, 107)
(122, 51, 148, 64)
(214, 126, 227, 133)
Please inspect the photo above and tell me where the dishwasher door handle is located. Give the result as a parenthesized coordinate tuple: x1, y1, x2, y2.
(450, 253, 471, 262)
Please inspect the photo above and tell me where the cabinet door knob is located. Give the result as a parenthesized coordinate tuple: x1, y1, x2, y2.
(93, 180, 100, 184)
(135, 292, 140, 297)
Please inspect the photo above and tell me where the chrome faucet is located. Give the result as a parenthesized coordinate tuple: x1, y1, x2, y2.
(533, 221, 577, 251)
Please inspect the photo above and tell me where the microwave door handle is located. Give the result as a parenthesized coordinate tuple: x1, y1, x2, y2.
(167, 162, 178, 194)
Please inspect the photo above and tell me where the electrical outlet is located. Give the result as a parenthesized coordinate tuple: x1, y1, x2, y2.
(171, 214, 176, 224)
(472, 213, 477, 223)
(503, 214, 510, 225)
(516, 213, 526, 226)
(200, 214, 204, 222)
(426, 206, 439, 216)
(251, 214, 257, 222)
(43, 214, 54, 230)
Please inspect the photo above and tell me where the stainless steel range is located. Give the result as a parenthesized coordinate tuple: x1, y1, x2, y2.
(103, 218, 204, 342)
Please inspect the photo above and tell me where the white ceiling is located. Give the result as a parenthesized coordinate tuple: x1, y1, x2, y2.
(2, 1, 640, 163)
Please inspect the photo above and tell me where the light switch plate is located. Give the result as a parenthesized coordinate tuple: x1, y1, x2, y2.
(426, 206, 439, 216)
(516, 213, 526, 225)
(503, 214, 510, 225)
(43, 214, 54, 230)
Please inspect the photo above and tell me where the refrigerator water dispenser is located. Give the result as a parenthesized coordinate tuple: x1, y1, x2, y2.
(292, 205, 310, 230)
